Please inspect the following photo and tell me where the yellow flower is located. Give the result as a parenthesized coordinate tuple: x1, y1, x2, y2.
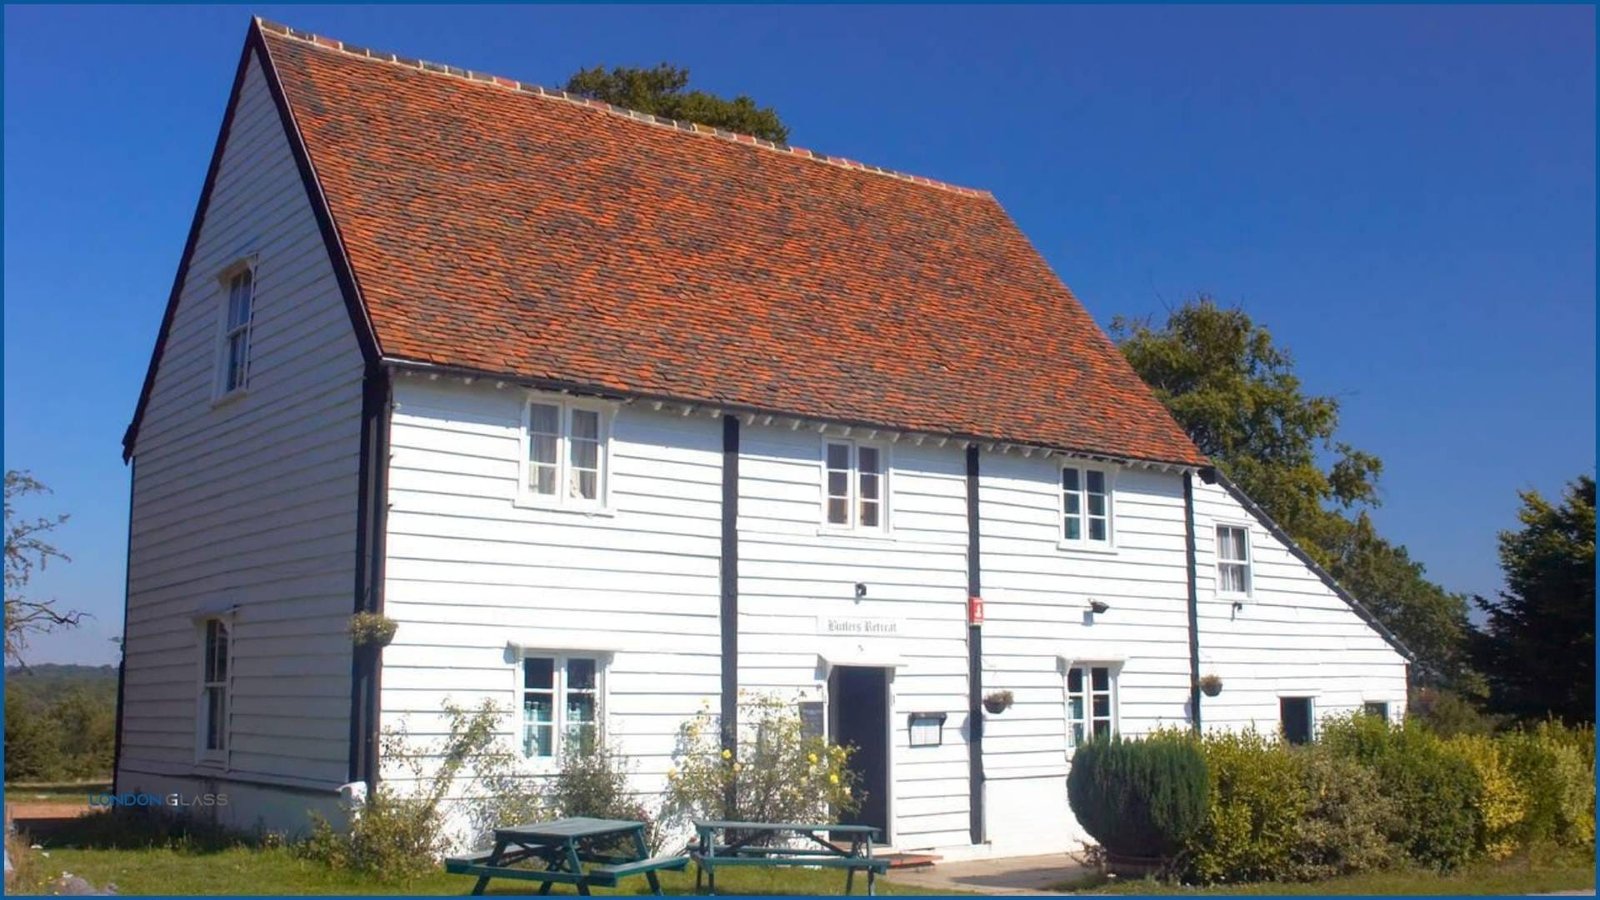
(807, 753, 818, 765)
(829, 773, 840, 785)
(732, 763, 743, 774)
(721, 749, 733, 760)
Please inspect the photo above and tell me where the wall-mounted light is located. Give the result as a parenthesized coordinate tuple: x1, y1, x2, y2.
(1087, 599, 1110, 614)
(908, 712, 947, 747)
(854, 582, 868, 598)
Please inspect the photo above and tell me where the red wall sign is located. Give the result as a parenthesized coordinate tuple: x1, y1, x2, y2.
(967, 595, 984, 626)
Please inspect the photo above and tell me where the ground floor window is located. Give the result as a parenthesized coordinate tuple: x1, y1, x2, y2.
(198, 618, 231, 760)
(1280, 696, 1314, 745)
(521, 654, 603, 759)
(1363, 700, 1390, 721)
(1066, 663, 1118, 747)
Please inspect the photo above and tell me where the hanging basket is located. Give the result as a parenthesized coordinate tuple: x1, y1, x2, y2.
(1198, 674, 1223, 697)
(983, 690, 1014, 714)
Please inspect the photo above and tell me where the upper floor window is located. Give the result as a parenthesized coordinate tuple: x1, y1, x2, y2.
(217, 265, 255, 396)
(823, 441, 886, 531)
(1061, 465, 1112, 547)
(520, 398, 610, 509)
(1216, 524, 1252, 596)
(521, 653, 603, 759)
(1066, 662, 1118, 748)
(198, 618, 231, 760)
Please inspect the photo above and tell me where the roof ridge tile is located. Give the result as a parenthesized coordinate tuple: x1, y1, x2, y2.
(253, 17, 993, 199)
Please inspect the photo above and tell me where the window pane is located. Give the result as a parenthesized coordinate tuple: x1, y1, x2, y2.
(1064, 493, 1081, 515)
(827, 471, 849, 497)
(858, 447, 880, 475)
(827, 498, 848, 525)
(567, 692, 596, 724)
(571, 439, 599, 470)
(826, 443, 850, 470)
(531, 464, 557, 495)
(1220, 563, 1245, 594)
(860, 501, 879, 528)
(1065, 518, 1081, 541)
(570, 409, 600, 441)
(1089, 519, 1107, 542)
(227, 334, 248, 390)
(1232, 528, 1248, 560)
(1092, 720, 1111, 739)
(1063, 468, 1079, 492)
(1093, 695, 1111, 717)
(1363, 702, 1389, 720)
(1091, 667, 1109, 691)
(1087, 494, 1106, 517)
(1067, 667, 1083, 693)
(205, 621, 219, 681)
(574, 469, 598, 500)
(859, 472, 879, 501)
(1072, 723, 1085, 745)
(524, 693, 553, 724)
(530, 434, 558, 466)
(524, 723, 553, 758)
(229, 272, 253, 328)
(206, 686, 226, 751)
(1068, 696, 1084, 720)
(567, 722, 597, 755)
(1086, 470, 1105, 494)
(529, 404, 560, 436)
(567, 658, 596, 691)
(524, 657, 553, 690)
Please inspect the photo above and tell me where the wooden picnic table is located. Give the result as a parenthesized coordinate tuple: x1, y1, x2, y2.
(690, 820, 887, 896)
(445, 816, 687, 896)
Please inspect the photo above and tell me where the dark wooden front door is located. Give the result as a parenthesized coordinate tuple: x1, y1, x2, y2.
(829, 666, 890, 840)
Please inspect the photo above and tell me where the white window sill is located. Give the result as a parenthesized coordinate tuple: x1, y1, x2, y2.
(1217, 592, 1252, 604)
(511, 495, 616, 517)
(1056, 540, 1118, 555)
(210, 388, 248, 409)
(815, 527, 897, 543)
(194, 755, 227, 771)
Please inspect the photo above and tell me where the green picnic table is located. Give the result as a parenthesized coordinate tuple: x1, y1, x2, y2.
(690, 820, 887, 895)
(445, 816, 687, 895)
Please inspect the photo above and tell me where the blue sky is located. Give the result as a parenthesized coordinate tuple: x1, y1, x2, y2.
(4, 5, 1593, 665)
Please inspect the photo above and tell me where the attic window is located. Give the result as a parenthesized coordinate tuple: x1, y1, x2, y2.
(216, 264, 256, 397)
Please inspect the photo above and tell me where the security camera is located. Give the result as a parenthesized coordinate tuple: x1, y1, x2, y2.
(854, 582, 868, 598)
(1087, 599, 1110, 614)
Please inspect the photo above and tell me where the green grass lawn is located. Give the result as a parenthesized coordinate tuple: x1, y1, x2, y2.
(11, 839, 951, 896)
(4, 780, 110, 805)
(1049, 849, 1596, 895)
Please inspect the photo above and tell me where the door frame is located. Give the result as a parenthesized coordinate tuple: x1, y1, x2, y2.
(825, 665, 896, 846)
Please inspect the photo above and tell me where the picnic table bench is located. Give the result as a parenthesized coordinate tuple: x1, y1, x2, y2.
(445, 816, 687, 895)
(690, 820, 887, 895)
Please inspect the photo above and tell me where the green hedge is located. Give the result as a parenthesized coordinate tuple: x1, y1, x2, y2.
(1066, 731, 1209, 859)
(1076, 717, 1595, 886)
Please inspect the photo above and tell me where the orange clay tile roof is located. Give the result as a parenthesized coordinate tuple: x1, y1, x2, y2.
(258, 21, 1206, 466)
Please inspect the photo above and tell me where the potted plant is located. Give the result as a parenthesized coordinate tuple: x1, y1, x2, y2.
(982, 690, 1014, 714)
(1198, 674, 1223, 697)
(349, 611, 398, 653)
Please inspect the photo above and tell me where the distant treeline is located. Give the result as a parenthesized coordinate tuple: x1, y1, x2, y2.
(5, 664, 117, 782)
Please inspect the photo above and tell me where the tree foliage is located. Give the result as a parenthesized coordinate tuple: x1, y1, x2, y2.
(4, 664, 117, 781)
(1474, 476, 1595, 724)
(563, 63, 790, 143)
(1113, 298, 1474, 690)
(5, 470, 83, 660)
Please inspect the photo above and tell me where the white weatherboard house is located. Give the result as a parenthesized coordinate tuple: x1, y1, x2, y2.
(115, 19, 1411, 857)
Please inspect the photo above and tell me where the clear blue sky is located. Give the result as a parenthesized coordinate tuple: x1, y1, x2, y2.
(4, 5, 1593, 665)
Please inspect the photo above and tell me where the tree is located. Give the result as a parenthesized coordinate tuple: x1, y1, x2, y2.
(1474, 475, 1595, 724)
(564, 63, 790, 143)
(1113, 298, 1476, 690)
(5, 470, 83, 659)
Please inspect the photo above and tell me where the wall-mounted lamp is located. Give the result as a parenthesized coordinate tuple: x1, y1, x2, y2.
(1087, 599, 1110, 614)
(854, 582, 868, 598)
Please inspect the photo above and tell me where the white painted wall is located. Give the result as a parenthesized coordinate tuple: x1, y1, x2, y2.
(1191, 480, 1409, 733)
(118, 53, 364, 834)
(377, 380, 724, 820)
(737, 424, 973, 853)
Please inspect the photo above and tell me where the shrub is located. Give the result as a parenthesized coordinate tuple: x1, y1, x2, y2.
(665, 694, 858, 842)
(1180, 729, 1304, 883)
(1320, 713, 1480, 870)
(1448, 733, 1529, 860)
(1504, 722, 1595, 849)
(300, 699, 542, 883)
(1067, 730, 1208, 860)
(544, 740, 656, 852)
(1283, 745, 1395, 880)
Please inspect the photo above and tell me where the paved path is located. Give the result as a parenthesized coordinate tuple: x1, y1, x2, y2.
(886, 853, 1093, 895)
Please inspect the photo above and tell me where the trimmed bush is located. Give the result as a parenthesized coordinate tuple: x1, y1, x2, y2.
(1067, 730, 1209, 860)
(1504, 722, 1596, 849)
(1321, 713, 1480, 870)
(1181, 730, 1303, 883)
(1283, 745, 1395, 880)
(1449, 734, 1529, 860)
(544, 740, 656, 851)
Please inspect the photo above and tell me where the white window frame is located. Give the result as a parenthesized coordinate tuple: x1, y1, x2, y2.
(818, 437, 891, 534)
(196, 617, 232, 766)
(1279, 694, 1317, 745)
(515, 394, 616, 512)
(514, 651, 607, 765)
(1215, 522, 1253, 599)
(1059, 463, 1116, 551)
(213, 258, 258, 403)
(1063, 660, 1121, 752)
